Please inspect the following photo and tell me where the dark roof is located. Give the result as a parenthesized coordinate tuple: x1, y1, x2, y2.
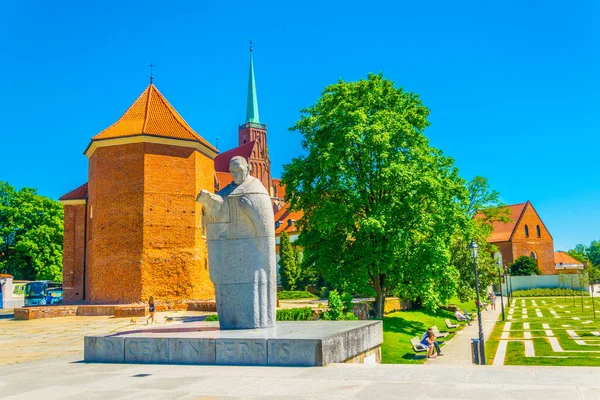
(59, 183, 88, 200)
(214, 141, 256, 172)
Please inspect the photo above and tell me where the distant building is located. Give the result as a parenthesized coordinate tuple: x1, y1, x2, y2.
(554, 251, 585, 273)
(485, 201, 555, 274)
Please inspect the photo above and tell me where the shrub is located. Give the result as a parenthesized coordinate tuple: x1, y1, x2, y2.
(322, 290, 358, 321)
(511, 288, 590, 297)
(205, 314, 219, 321)
(276, 307, 314, 321)
(277, 290, 318, 300)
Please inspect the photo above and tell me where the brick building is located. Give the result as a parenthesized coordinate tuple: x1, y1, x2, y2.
(60, 48, 284, 304)
(487, 201, 555, 274)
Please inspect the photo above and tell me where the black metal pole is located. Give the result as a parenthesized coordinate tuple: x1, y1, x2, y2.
(571, 275, 575, 307)
(499, 271, 505, 321)
(591, 270, 596, 319)
(580, 274, 584, 312)
(473, 258, 486, 365)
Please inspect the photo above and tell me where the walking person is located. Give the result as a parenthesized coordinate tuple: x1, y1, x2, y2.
(146, 296, 156, 325)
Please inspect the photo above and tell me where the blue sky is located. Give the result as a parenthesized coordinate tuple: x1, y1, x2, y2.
(1, 1, 598, 251)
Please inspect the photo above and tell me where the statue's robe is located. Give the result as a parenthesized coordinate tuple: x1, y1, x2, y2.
(198, 176, 276, 329)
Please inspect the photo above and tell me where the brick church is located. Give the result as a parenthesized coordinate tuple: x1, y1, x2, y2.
(60, 49, 284, 304)
(486, 201, 555, 274)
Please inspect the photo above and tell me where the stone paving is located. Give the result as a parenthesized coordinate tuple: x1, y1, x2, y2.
(0, 310, 211, 365)
(2, 354, 600, 399)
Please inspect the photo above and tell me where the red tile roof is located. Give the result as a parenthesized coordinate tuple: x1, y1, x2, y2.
(477, 202, 527, 242)
(274, 203, 303, 235)
(92, 84, 216, 152)
(59, 183, 88, 200)
(214, 141, 256, 172)
(555, 252, 584, 266)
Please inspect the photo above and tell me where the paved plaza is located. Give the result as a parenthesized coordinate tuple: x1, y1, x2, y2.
(2, 303, 600, 399)
(2, 354, 600, 399)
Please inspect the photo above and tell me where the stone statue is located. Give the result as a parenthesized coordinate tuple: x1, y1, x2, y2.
(196, 156, 277, 329)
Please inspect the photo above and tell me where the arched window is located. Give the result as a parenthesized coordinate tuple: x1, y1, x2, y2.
(524, 225, 529, 237)
(536, 225, 541, 238)
(530, 251, 538, 262)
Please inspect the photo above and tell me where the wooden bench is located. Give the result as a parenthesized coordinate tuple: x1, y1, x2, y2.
(432, 325, 449, 338)
(445, 318, 458, 329)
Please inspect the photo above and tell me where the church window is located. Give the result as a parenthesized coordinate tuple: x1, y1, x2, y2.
(524, 225, 529, 237)
(530, 251, 538, 262)
(536, 225, 541, 238)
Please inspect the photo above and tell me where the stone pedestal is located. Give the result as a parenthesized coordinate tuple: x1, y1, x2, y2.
(84, 320, 382, 367)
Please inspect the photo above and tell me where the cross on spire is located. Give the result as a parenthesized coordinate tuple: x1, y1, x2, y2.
(148, 62, 156, 84)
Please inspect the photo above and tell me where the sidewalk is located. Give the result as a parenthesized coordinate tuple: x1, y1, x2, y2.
(432, 296, 503, 365)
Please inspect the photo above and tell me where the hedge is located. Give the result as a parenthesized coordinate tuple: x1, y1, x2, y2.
(203, 307, 315, 322)
(277, 291, 318, 300)
(511, 288, 590, 297)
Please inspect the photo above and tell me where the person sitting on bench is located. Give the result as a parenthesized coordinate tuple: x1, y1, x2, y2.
(455, 310, 472, 325)
(421, 328, 443, 357)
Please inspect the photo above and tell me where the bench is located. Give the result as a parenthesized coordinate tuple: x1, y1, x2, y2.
(410, 336, 429, 352)
(445, 318, 458, 329)
(432, 325, 449, 338)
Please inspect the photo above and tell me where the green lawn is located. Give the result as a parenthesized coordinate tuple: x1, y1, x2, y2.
(486, 296, 600, 366)
(381, 307, 469, 364)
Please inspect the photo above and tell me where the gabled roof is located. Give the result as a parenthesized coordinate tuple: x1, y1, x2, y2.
(59, 183, 88, 201)
(555, 252, 584, 266)
(214, 141, 256, 172)
(481, 202, 528, 242)
(91, 84, 216, 152)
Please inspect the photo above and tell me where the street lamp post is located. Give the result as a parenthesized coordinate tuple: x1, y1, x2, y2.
(504, 265, 511, 306)
(469, 238, 486, 365)
(497, 260, 505, 321)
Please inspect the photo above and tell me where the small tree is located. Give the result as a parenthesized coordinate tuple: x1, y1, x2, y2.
(509, 256, 541, 276)
(278, 231, 300, 290)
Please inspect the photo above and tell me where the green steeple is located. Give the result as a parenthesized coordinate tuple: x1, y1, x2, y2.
(245, 44, 260, 124)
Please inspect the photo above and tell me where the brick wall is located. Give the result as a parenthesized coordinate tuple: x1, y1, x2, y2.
(62, 203, 86, 303)
(83, 141, 215, 305)
(86, 144, 145, 303)
(510, 204, 555, 274)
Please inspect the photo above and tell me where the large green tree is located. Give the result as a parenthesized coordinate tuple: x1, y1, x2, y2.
(510, 255, 541, 276)
(281, 73, 469, 318)
(0, 181, 63, 281)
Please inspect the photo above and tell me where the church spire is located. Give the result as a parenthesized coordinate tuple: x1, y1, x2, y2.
(245, 40, 260, 124)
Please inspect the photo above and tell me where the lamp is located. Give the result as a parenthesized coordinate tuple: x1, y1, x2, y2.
(496, 260, 505, 321)
(468, 238, 486, 365)
(469, 239, 479, 260)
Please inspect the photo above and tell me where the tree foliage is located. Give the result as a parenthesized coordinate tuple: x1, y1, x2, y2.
(510, 256, 541, 276)
(0, 181, 63, 281)
(281, 73, 470, 317)
(450, 176, 511, 302)
(278, 231, 300, 290)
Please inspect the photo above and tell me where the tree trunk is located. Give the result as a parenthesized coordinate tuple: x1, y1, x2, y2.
(373, 275, 385, 319)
